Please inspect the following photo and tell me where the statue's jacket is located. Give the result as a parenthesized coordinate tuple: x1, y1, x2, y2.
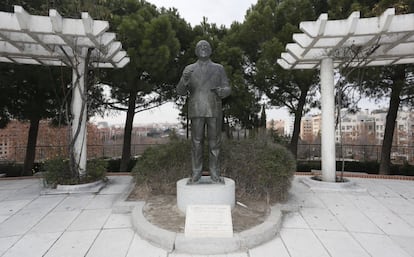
(177, 60, 231, 118)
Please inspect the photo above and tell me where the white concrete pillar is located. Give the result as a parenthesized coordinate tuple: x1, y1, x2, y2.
(320, 58, 336, 182)
(71, 57, 87, 177)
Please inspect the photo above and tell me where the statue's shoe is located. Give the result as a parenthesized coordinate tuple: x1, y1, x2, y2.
(210, 175, 224, 184)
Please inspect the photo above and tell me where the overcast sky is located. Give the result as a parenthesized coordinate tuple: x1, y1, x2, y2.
(146, 0, 257, 27)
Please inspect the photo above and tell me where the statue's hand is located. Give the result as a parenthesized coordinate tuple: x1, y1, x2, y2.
(183, 68, 193, 82)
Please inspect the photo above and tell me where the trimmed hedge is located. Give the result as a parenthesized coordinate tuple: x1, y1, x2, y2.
(0, 162, 24, 177)
(297, 160, 414, 176)
(106, 158, 139, 172)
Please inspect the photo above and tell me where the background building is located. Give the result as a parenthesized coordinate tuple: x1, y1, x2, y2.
(298, 109, 414, 162)
(0, 120, 178, 163)
(267, 119, 286, 136)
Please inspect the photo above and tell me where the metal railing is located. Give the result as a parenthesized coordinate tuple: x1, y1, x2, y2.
(2, 142, 414, 164)
(1, 143, 161, 163)
(297, 143, 414, 163)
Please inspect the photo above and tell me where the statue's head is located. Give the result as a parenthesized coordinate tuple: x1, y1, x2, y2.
(195, 40, 212, 59)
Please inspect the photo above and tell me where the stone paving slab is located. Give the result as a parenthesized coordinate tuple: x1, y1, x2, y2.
(0, 236, 20, 256)
(30, 210, 80, 233)
(126, 234, 168, 257)
(0, 175, 413, 257)
(0, 210, 48, 237)
(104, 213, 133, 229)
(249, 237, 290, 257)
(299, 207, 345, 231)
(86, 228, 135, 257)
(331, 208, 383, 233)
(352, 232, 412, 257)
(67, 209, 112, 231)
(44, 230, 101, 257)
(390, 235, 414, 256)
(0, 199, 31, 216)
(280, 228, 331, 257)
(53, 194, 94, 212)
(314, 230, 371, 257)
(2, 232, 62, 257)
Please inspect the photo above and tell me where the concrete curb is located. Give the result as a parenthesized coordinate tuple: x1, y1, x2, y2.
(40, 179, 107, 195)
(174, 234, 241, 254)
(132, 202, 176, 252)
(301, 176, 367, 192)
(130, 202, 283, 254)
(238, 205, 282, 249)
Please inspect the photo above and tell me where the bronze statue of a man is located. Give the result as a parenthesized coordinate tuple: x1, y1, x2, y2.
(177, 40, 231, 184)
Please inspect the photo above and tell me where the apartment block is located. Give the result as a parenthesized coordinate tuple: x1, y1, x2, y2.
(300, 109, 414, 147)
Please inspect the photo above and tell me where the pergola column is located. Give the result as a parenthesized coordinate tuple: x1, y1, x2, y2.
(320, 57, 336, 182)
(71, 56, 87, 176)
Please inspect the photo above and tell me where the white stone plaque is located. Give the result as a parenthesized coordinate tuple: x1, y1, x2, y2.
(184, 205, 233, 238)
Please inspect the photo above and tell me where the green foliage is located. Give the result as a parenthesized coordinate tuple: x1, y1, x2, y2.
(86, 159, 107, 180)
(106, 158, 139, 172)
(296, 161, 321, 172)
(269, 129, 291, 145)
(296, 160, 380, 173)
(297, 160, 414, 176)
(132, 139, 192, 193)
(42, 158, 73, 187)
(233, 0, 320, 157)
(132, 137, 296, 203)
(102, 1, 191, 172)
(42, 158, 107, 187)
(221, 137, 296, 202)
(390, 162, 414, 176)
(0, 162, 24, 177)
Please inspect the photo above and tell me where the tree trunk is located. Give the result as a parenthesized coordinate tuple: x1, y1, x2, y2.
(379, 68, 404, 175)
(22, 117, 40, 176)
(289, 88, 308, 158)
(120, 89, 137, 172)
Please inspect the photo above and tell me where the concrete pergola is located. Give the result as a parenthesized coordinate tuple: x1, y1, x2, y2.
(277, 8, 414, 182)
(0, 6, 129, 176)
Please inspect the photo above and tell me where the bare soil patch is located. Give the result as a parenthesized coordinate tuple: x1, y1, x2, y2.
(129, 192, 269, 233)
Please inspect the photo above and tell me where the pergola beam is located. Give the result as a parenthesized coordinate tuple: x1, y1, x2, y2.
(0, 32, 24, 51)
(278, 8, 414, 70)
(0, 6, 129, 68)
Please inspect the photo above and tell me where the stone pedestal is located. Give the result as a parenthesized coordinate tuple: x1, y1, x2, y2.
(176, 176, 235, 214)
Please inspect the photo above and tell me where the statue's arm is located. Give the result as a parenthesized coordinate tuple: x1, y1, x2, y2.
(176, 65, 193, 96)
(219, 66, 231, 98)
(176, 77, 188, 96)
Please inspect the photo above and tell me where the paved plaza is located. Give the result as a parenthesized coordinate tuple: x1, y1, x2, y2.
(0, 175, 413, 257)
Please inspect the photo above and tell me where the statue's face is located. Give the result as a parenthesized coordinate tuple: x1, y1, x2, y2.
(195, 41, 212, 59)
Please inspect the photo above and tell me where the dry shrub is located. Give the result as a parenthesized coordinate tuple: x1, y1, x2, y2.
(132, 139, 192, 197)
(221, 137, 296, 203)
(132, 136, 296, 203)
